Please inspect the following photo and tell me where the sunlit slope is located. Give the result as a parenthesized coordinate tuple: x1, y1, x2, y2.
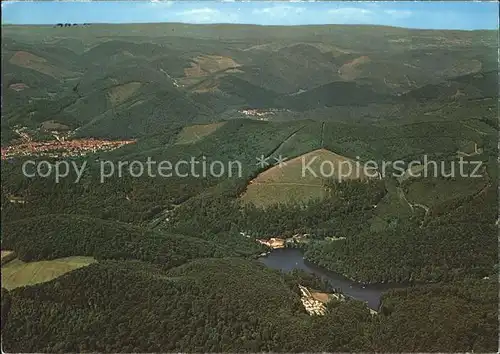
(241, 148, 376, 207)
(1, 256, 96, 290)
(175, 122, 226, 145)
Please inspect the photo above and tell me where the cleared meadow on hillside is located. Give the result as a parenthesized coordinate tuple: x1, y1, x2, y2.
(2, 256, 96, 290)
(241, 148, 374, 207)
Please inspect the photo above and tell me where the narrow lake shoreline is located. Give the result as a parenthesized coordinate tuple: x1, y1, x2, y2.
(258, 248, 407, 310)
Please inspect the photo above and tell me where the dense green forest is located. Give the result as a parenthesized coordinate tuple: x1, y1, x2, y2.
(2, 260, 497, 352)
(373, 278, 498, 352)
(1, 214, 262, 265)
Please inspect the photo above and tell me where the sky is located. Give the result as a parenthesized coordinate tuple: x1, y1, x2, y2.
(1, 1, 499, 30)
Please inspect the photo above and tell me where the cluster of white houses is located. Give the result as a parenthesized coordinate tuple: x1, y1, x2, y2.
(298, 285, 328, 316)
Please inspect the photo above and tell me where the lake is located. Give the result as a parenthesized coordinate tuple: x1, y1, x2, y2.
(258, 248, 405, 310)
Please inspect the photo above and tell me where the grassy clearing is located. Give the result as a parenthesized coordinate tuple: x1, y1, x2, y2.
(180, 55, 242, 90)
(253, 148, 370, 184)
(183, 55, 241, 78)
(1, 256, 96, 290)
(241, 183, 326, 208)
(241, 148, 373, 207)
(9, 51, 78, 79)
(176, 122, 226, 145)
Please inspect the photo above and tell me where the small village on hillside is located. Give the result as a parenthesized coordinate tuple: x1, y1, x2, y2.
(1, 125, 135, 160)
(238, 108, 292, 121)
(1, 139, 136, 160)
(298, 284, 378, 316)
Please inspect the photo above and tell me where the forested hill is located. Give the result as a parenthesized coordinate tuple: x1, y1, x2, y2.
(1, 23, 497, 142)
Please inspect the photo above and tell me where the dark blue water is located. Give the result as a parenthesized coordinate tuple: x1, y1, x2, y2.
(258, 248, 405, 310)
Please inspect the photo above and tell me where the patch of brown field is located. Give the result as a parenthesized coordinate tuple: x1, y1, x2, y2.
(184, 55, 242, 78)
(108, 82, 142, 106)
(176, 122, 226, 145)
(311, 292, 330, 304)
(9, 51, 77, 79)
(241, 149, 376, 207)
(339, 55, 371, 80)
(9, 83, 30, 91)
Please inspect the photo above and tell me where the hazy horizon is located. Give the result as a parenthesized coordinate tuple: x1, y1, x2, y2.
(2, 1, 499, 30)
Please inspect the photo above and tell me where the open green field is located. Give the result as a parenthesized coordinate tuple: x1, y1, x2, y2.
(176, 122, 226, 145)
(1, 256, 96, 290)
(241, 148, 375, 207)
